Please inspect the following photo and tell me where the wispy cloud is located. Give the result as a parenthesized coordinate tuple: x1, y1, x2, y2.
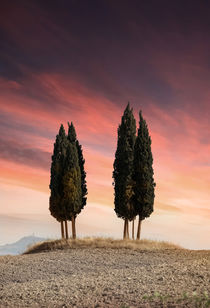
(0, 0, 210, 248)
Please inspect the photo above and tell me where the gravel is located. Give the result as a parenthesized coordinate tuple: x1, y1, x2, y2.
(0, 248, 209, 307)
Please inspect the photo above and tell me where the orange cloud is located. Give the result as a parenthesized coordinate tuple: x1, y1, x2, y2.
(0, 72, 210, 220)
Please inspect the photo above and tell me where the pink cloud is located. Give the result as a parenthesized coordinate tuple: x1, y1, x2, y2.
(0, 71, 210, 217)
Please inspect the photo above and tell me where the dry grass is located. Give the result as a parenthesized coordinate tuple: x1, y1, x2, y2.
(24, 237, 183, 254)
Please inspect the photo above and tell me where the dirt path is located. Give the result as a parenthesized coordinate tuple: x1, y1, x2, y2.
(0, 248, 209, 307)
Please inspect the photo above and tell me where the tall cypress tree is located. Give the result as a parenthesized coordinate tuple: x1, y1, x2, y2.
(62, 140, 82, 239)
(76, 140, 87, 210)
(133, 111, 155, 240)
(49, 124, 68, 239)
(67, 122, 87, 238)
(113, 103, 136, 239)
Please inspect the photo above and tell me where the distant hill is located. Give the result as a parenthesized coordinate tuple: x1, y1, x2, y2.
(0, 236, 46, 255)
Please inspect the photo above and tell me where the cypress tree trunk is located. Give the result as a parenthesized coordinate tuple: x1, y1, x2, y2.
(126, 219, 129, 239)
(65, 220, 69, 239)
(136, 216, 142, 240)
(74, 217, 76, 239)
(132, 219, 135, 240)
(123, 219, 127, 239)
(72, 216, 76, 239)
(61, 221, 64, 239)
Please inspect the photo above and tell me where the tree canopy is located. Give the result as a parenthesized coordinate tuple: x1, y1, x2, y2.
(68, 122, 87, 214)
(49, 122, 87, 239)
(113, 103, 136, 221)
(49, 124, 68, 222)
(133, 111, 155, 220)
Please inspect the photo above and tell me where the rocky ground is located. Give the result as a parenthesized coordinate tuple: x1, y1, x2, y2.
(0, 248, 209, 307)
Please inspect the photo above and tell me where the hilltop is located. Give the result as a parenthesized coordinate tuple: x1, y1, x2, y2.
(24, 237, 182, 254)
(0, 239, 209, 307)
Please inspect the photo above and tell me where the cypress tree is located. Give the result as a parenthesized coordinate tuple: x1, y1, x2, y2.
(113, 103, 136, 239)
(49, 124, 68, 238)
(67, 122, 87, 238)
(49, 123, 85, 240)
(76, 140, 87, 211)
(62, 140, 82, 239)
(133, 111, 155, 240)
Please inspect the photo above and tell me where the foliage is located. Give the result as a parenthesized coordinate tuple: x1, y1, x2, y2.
(76, 140, 87, 210)
(68, 122, 87, 213)
(49, 124, 68, 222)
(49, 122, 86, 223)
(62, 143, 82, 220)
(113, 103, 136, 221)
(133, 111, 155, 220)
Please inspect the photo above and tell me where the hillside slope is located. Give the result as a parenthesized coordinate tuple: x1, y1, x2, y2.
(0, 240, 209, 307)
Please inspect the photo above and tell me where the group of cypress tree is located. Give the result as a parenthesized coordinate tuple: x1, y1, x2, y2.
(49, 104, 155, 241)
(49, 122, 87, 239)
(113, 104, 155, 240)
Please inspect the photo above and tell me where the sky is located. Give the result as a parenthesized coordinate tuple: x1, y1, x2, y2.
(0, 0, 210, 249)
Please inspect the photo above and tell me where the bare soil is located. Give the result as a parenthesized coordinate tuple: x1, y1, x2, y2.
(0, 247, 209, 307)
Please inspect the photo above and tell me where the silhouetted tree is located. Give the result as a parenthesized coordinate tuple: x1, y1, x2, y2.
(113, 103, 136, 239)
(76, 140, 87, 210)
(49, 122, 87, 240)
(49, 124, 68, 239)
(67, 122, 87, 238)
(63, 139, 82, 239)
(133, 111, 155, 240)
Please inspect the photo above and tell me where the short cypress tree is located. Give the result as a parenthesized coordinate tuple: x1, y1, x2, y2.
(67, 122, 87, 238)
(49, 123, 85, 240)
(113, 103, 136, 239)
(133, 111, 155, 240)
(49, 124, 68, 238)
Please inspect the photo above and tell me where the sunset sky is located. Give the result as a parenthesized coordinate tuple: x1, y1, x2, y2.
(0, 0, 210, 249)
